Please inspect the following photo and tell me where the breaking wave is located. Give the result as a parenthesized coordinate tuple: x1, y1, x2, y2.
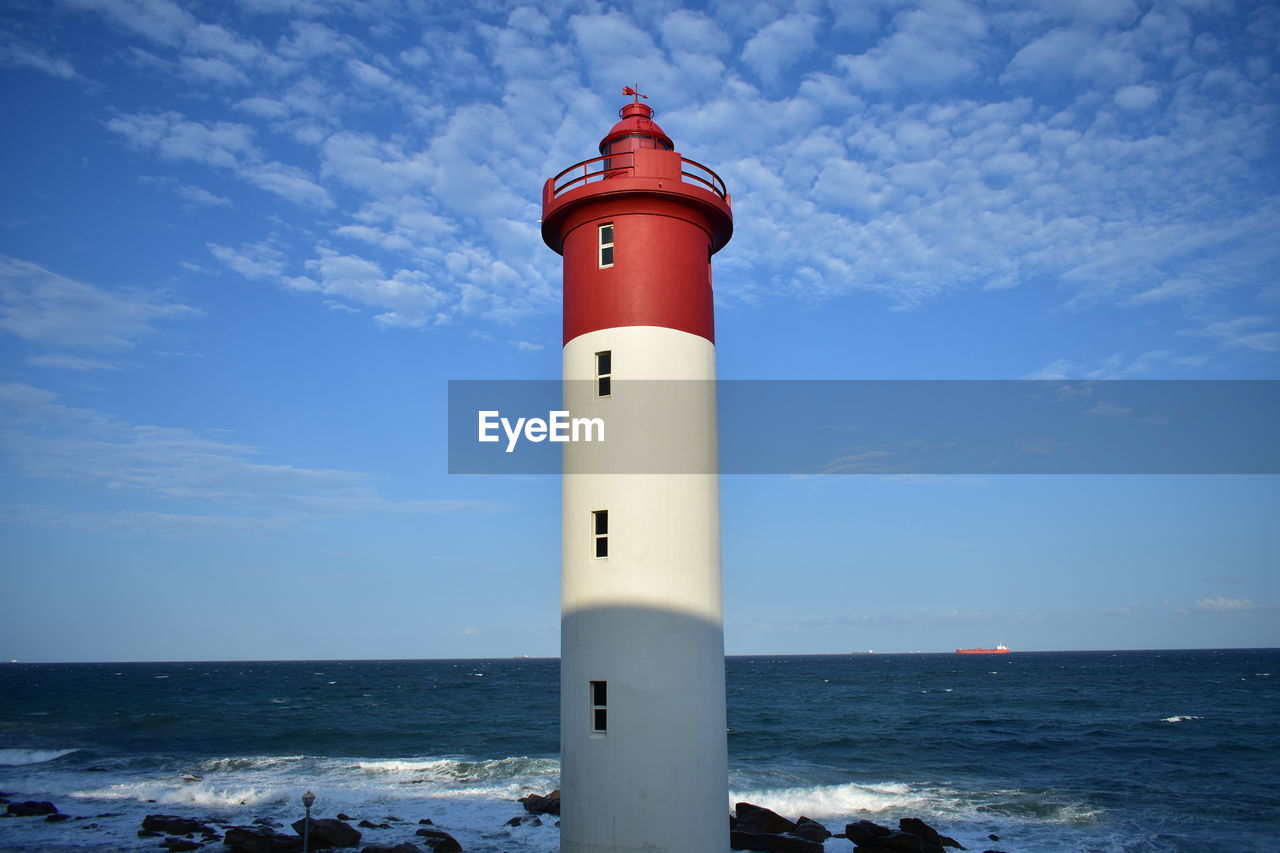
(0, 748, 80, 766)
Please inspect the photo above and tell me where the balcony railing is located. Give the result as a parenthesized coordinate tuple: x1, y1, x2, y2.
(549, 152, 727, 201)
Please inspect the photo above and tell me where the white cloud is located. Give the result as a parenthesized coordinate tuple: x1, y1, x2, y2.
(62, 0, 197, 46)
(839, 0, 988, 92)
(1114, 83, 1159, 111)
(208, 242, 286, 280)
(1194, 597, 1255, 612)
(0, 382, 496, 518)
(1201, 316, 1280, 353)
(25, 353, 120, 371)
(0, 36, 77, 79)
(107, 111, 256, 169)
(742, 14, 819, 85)
(108, 111, 331, 208)
(0, 255, 195, 349)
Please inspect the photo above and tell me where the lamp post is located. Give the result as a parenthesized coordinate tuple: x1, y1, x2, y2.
(301, 790, 315, 853)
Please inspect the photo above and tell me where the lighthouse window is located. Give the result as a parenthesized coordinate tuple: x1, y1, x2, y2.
(599, 223, 614, 268)
(590, 680, 607, 733)
(592, 510, 608, 558)
(595, 350, 611, 398)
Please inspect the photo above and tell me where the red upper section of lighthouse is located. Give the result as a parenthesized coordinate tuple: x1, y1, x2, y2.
(598, 102, 673, 154)
(542, 95, 733, 346)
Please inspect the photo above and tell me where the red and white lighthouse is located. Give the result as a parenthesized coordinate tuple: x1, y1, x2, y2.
(542, 93, 733, 852)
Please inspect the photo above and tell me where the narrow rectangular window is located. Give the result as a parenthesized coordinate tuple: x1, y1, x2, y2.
(590, 680, 607, 733)
(598, 223, 614, 268)
(592, 510, 608, 558)
(595, 350, 611, 398)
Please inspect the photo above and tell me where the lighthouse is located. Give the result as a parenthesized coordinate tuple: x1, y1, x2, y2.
(541, 92, 733, 853)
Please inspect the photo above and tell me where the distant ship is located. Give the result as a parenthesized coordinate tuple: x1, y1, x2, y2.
(955, 644, 1011, 654)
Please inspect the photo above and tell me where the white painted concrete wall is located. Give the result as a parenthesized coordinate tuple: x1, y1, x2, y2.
(561, 325, 727, 853)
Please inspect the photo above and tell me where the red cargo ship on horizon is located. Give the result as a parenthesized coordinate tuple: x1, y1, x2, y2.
(956, 644, 1011, 654)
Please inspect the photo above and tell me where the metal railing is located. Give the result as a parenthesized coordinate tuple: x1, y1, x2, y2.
(550, 152, 727, 201)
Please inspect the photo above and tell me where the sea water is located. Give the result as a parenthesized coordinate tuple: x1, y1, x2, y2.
(1, 650, 1277, 852)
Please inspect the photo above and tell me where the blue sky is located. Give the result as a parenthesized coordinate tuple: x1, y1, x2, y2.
(1, 0, 1277, 662)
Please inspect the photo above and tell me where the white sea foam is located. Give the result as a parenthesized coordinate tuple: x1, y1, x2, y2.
(0, 747, 80, 766)
(729, 780, 932, 819)
(1160, 715, 1204, 723)
(70, 779, 286, 808)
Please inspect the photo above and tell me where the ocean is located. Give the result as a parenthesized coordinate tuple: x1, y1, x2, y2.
(1, 649, 1277, 852)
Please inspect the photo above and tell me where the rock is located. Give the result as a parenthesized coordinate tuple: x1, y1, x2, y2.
(733, 802, 797, 835)
(900, 818, 964, 849)
(860, 830, 931, 853)
(793, 817, 831, 842)
(6, 801, 58, 817)
(362, 845, 426, 853)
(45, 812, 71, 823)
(385, 816, 403, 822)
(291, 817, 362, 848)
(504, 815, 541, 827)
(139, 829, 164, 837)
(223, 825, 304, 853)
(337, 813, 354, 821)
(845, 820, 893, 845)
(254, 817, 283, 828)
(358, 819, 391, 829)
(143, 815, 214, 836)
(730, 829, 824, 852)
(162, 839, 204, 851)
(414, 826, 463, 851)
(518, 789, 560, 816)
(418, 819, 435, 825)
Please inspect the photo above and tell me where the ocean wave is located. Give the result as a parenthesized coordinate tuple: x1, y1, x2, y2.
(195, 755, 309, 773)
(728, 780, 931, 819)
(1160, 715, 1204, 723)
(0, 747, 80, 766)
(352, 756, 559, 784)
(71, 779, 286, 808)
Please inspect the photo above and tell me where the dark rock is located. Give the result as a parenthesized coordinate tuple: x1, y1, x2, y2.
(291, 817, 362, 848)
(734, 802, 797, 835)
(504, 815, 541, 827)
(865, 830, 930, 853)
(729, 829, 823, 852)
(223, 825, 304, 853)
(518, 789, 560, 816)
(337, 813, 354, 821)
(162, 839, 204, 851)
(987, 835, 999, 841)
(414, 826, 463, 851)
(45, 812, 71, 823)
(358, 819, 391, 829)
(385, 816, 403, 822)
(418, 819, 435, 825)
(845, 820, 893, 844)
(901, 817, 965, 849)
(139, 830, 164, 838)
(793, 817, 831, 842)
(6, 800, 58, 817)
(143, 815, 213, 836)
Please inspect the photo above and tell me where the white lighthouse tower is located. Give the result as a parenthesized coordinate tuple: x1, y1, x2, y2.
(541, 91, 733, 853)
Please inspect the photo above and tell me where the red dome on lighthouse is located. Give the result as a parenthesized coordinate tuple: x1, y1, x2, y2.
(598, 102, 673, 154)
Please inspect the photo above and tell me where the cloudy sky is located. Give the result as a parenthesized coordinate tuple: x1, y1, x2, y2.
(1, 0, 1276, 661)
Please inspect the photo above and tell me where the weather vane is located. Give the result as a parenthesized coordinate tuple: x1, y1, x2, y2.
(621, 85, 648, 102)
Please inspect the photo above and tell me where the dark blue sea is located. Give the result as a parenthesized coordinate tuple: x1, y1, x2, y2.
(1, 650, 1277, 852)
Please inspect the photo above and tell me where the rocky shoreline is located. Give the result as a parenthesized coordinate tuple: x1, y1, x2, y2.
(2, 790, 1012, 852)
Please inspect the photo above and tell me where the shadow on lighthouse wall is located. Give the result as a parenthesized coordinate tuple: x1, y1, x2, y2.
(559, 601, 730, 853)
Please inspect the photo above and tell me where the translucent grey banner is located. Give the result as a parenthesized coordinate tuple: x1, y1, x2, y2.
(447, 380, 1279, 474)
